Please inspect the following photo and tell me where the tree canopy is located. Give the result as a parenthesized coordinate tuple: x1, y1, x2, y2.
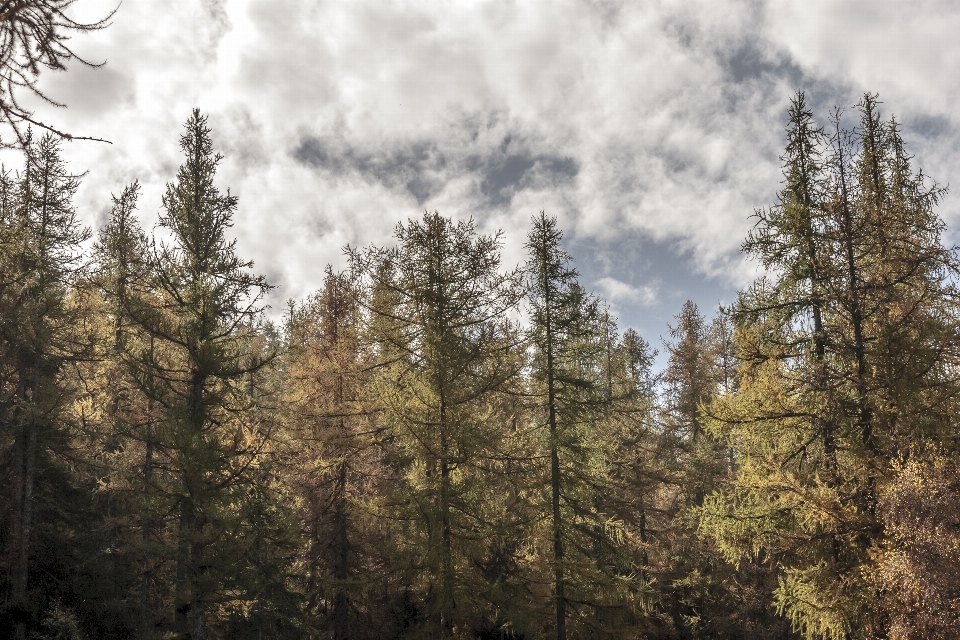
(1, 94, 958, 640)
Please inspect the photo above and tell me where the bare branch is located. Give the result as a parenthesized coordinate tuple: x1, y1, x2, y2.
(0, 0, 117, 149)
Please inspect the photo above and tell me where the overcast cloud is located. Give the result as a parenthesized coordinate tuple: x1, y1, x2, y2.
(17, 0, 960, 346)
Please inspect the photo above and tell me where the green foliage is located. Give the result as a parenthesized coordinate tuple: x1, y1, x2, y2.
(350, 211, 526, 638)
(2, 91, 957, 640)
(700, 92, 960, 640)
(525, 211, 646, 639)
(94, 110, 294, 639)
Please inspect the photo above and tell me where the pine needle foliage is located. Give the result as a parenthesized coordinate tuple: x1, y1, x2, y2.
(700, 92, 960, 640)
(525, 211, 640, 639)
(349, 211, 526, 638)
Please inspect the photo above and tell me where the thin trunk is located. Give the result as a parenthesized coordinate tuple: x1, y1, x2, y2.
(605, 312, 612, 402)
(430, 232, 455, 637)
(192, 604, 206, 640)
(796, 130, 826, 361)
(542, 249, 566, 640)
(638, 496, 649, 583)
(803, 211, 826, 361)
(15, 421, 37, 608)
(177, 370, 207, 639)
(332, 461, 349, 640)
(836, 122, 878, 573)
(332, 373, 350, 640)
(439, 402, 454, 636)
(860, 102, 888, 640)
(190, 374, 206, 640)
(13, 366, 40, 640)
(551, 437, 565, 640)
(9, 373, 26, 603)
(835, 125, 870, 450)
(799, 144, 835, 482)
(141, 337, 155, 639)
(175, 498, 193, 637)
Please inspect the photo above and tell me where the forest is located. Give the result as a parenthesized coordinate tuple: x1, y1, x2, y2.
(2, 88, 960, 640)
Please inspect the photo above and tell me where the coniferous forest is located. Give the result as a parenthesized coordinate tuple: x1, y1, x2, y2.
(2, 89, 960, 640)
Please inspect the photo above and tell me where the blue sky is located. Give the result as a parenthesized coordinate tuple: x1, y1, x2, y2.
(17, 0, 960, 351)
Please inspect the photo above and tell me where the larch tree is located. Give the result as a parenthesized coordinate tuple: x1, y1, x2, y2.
(91, 180, 162, 637)
(873, 451, 960, 640)
(700, 93, 960, 640)
(283, 266, 384, 640)
(350, 211, 525, 638)
(661, 301, 722, 506)
(657, 301, 743, 639)
(525, 211, 637, 640)
(602, 327, 658, 584)
(0, 133, 95, 639)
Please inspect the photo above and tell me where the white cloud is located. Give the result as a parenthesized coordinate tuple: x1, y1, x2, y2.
(8, 0, 959, 327)
(595, 276, 659, 306)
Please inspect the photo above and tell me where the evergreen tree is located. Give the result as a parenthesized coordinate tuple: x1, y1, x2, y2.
(700, 93, 960, 640)
(117, 110, 286, 639)
(525, 211, 637, 639)
(350, 211, 525, 638)
(0, 133, 101, 639)
(90, 180, 163, 638)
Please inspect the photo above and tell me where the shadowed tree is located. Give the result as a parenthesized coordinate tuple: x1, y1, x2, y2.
(117, 110, 283, 639)
(0, 132, 92, 639)
(700, 92, 960, 640)
(350, 211, 525, 638)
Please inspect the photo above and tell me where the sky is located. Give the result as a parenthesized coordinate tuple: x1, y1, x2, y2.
(15, 0, 960, 354)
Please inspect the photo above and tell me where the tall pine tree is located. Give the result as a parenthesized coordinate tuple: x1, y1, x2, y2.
(117, 110, 283, 639)
(350, 211, 525, 638)
(700, 93, 960, 640)
(525, 211, 638, 639)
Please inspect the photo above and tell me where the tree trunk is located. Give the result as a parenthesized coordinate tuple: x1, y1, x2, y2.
(12, 423, 37, 640)
(8, 374, 26, 612)
(176, 497, 194, 638)
(12, 366, 40, 640)
(551, 439, 566, 640)
(141, 352, 155, 639)
(543, 268, 566, 640)
(439, 402, 454, 636)
(332, 462, 350, 640)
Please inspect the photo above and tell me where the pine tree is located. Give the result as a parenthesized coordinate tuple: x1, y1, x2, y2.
(0, 133, 100, 639)
(700, 93, 960, 640)
(525, 211, 636, 639)
(117, 110, 282, 639)
(350, 211, 525, 638)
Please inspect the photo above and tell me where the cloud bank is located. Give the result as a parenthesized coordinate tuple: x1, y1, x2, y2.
(19, 0, 960, 341)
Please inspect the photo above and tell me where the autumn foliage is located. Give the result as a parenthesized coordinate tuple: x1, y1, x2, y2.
(0, 94, 957, 640)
